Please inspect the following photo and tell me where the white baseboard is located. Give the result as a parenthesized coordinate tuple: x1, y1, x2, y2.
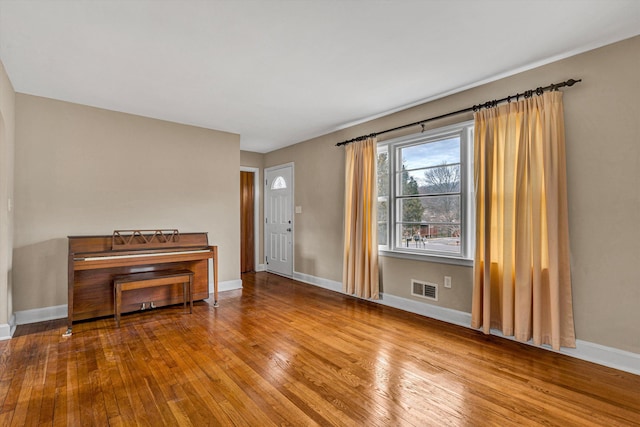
(9, 313, 16, 337)
(255, 264, 266, 272)
(555, 339, 640, 375)
(215, 279, 243, 293)
(0, 322, 11, 340)
(377, 292, 473, 329)
(15, 304, 67, 325)
(293, 271, 342, 293)
(292, 271, 640, 376)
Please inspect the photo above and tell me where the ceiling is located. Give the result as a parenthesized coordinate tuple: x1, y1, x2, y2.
(0, 1, 638, 153)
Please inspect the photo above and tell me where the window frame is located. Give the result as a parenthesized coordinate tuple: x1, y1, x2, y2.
(377, 120, 474, 266)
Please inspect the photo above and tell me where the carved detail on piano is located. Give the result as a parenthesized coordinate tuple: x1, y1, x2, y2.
(67, 231, 218, 335)
(112, 229, 180, 250)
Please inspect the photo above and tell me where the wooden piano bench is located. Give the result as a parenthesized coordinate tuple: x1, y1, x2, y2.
(113, 269, 194, 327)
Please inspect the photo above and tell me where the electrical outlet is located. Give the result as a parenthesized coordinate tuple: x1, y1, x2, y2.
(444, 276, 452, 288)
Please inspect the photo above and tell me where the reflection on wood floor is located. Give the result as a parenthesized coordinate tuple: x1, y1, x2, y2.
(1, 272, 638, 426)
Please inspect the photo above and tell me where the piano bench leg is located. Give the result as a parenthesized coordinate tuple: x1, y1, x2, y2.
(114, 282, 122, 327)
(188, 276, 193, 314)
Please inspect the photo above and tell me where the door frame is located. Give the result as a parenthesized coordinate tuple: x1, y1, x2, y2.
(264, 162, 294, 277)
(240, 166, 260, 272)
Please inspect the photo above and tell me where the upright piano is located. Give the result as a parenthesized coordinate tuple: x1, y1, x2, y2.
(67, 230, 217, 335)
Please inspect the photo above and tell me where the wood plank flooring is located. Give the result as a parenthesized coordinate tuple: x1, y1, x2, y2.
(1, 272, 639, 426)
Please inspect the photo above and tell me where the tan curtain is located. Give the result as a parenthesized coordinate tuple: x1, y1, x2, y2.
(472, 91, 575, 350)
(343, 137, 379, 299)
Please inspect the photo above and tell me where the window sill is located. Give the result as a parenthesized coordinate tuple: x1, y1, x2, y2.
(378, 249, 474, 267)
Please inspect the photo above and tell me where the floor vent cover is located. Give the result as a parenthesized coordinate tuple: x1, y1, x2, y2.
(411, 279, 438, 301)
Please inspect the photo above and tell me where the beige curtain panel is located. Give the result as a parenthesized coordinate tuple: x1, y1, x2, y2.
(472, 91, 576, 350)
(343, 137, 380, 300)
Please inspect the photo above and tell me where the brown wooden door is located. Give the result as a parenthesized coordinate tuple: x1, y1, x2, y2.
(240, 171, 255, 272)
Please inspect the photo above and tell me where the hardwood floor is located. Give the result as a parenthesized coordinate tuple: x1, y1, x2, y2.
(1, 272, 638, 426)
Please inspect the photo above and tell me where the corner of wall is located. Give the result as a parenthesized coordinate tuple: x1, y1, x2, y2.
(0, 57, 16, 330)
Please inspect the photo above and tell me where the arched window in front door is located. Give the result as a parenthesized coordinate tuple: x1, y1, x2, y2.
(271, 176, 287, 190)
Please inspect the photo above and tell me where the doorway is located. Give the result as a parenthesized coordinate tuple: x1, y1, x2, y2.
(240, 167, 259, 273)
(264, 163, 294, 277)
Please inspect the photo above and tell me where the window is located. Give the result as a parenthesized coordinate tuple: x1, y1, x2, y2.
(377, 121, 474, 264)
(271, 176, 287, 190)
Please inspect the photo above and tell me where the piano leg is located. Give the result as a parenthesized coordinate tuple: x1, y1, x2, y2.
(212, 246, 219, 308)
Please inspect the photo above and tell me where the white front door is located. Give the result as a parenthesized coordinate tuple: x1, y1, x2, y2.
(265, 164, 293, 277)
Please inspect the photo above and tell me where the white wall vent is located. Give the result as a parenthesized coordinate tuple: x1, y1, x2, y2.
(411, 279, 438, 301)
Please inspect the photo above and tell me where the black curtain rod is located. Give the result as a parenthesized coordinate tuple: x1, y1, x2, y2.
(336, 78, 582, 147)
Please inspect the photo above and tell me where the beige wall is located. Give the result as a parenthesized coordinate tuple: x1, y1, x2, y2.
(240, 150, 264, 169)
(265, 36, 640, 354)
(0, 59, 15, 328)
(13, 95, 241, 311)
(240, 150, 265, 264)
(265, 139, 346, 280)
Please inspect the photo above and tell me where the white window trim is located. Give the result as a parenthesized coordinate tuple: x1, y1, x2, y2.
(378, 120, 475, 266)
